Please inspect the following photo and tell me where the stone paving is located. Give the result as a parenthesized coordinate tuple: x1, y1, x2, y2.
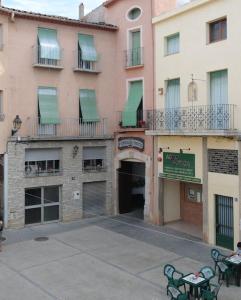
(0, 216, 240, 299)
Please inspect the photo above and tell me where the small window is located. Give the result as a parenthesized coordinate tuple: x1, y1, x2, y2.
(83, 147, 106, 172)
(128, 7, 141, 21)
(209, 18, 227, 43)
(166, 33, 180, 55)
(187, 188, 202, 203)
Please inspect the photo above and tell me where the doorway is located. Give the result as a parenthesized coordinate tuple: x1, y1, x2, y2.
(118, 161, 145, 219)
(216, 195, 234, 250)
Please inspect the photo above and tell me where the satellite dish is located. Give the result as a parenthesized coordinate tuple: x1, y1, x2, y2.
(188, 81, 198, 102)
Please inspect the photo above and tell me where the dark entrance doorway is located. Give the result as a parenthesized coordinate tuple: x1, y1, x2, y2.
(216, 195, 234, 250)
(118, 161, 145, 219)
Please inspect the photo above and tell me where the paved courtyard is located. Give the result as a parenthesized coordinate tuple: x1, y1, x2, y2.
(0, 215, 240, 300)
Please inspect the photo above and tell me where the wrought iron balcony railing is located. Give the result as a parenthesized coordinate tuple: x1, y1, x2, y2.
(125, 47, 144, 68)
(74, 50, 100, 73)
(33, 45, 63, 68)
(146, 104, 236, 132)
(18, 118, 109, 138)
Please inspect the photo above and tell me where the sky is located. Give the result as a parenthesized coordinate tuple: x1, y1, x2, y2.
(2, 0, 104, 19)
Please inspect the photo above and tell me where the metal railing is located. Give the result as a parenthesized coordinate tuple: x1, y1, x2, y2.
(118, 110, 147, 129)
(125, 47, 144, 68)
(146, 104, 236, 132)
(19, 118, 108, 138)
(33, 45, 63, 67)
(25, 168, 62, 177)
(74, 50, 99, 72)
(82, 163, 107, 173)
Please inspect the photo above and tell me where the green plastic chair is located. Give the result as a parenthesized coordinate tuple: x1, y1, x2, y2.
(200, 282, 222, 300)
(200, 266, 216, 289)
(217, 261, 233, 287)
(164, 264, 186, 295)
(211, 249, 227, 273)
(167, 285, 189, 300)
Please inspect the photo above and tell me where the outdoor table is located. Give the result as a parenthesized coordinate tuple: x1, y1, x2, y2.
(225, 255, 241, 287)
(182, 273, 208, 300)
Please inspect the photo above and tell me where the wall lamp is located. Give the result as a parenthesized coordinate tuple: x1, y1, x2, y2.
(180, 148, 191, 154)
(159, 147, 170, 153)
(11, 115, 22, 136)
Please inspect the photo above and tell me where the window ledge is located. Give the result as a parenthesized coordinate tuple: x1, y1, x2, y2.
(73, 68, 100, 74)
(83, 169, 107, 173)
(33, 64, 63, 70)
(125, 64, 144, 70)
(25, 171, 62, 178)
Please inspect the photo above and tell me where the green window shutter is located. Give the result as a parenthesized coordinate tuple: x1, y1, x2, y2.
(38, 28, 60, 60)
(38, 88, 60, 124)
(122, 81, 143, 127)
(210, 70, 228, 105)
(80, 89, 100, 122)
(166, 33, 180, 55)
(131, 31, 141, 66)
(78, 34, 97, 62)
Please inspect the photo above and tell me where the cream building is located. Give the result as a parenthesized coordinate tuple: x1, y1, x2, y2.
(150, 0, 241, 250)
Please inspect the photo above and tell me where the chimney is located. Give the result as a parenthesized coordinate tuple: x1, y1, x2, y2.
(79, 3, 84, 20)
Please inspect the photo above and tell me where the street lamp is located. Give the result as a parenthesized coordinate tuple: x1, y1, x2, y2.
(11, 115, 22, 136)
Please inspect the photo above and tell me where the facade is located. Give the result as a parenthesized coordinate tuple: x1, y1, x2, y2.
(85, 0, 176, 224)
(0, 5, 117, 228)
(151, 0, 241, 250)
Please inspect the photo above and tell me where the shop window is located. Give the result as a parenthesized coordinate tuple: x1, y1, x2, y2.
(83, 147, 106, 172)
(25, 186, 60, 225)
(187, 187, 202, 203)
(25, 148, 61, 177)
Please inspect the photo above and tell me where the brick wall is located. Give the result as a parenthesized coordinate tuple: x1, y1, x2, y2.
(208, 149, 238, 175)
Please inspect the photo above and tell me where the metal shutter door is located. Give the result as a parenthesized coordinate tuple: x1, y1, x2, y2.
(83, 181, 106, 217)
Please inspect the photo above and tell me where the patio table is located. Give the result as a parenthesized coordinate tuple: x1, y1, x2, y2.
(182, 273, 208, 300)
(225, 255, 241, 287)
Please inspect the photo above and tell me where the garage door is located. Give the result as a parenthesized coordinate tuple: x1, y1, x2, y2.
(83, 181, 106, 217)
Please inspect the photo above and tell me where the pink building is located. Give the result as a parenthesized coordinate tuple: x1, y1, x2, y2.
(0, 1, 176, 228)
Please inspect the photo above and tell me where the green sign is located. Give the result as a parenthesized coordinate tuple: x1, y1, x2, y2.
(163, 152, 195, 177)
(160, 173, 201, 184)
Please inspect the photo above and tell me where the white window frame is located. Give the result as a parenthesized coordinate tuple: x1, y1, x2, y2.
(126, 5, 143, 22)
(165, 32, 180, 56)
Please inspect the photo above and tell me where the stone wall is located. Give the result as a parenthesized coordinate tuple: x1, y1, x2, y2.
(7, 139, 113, 228)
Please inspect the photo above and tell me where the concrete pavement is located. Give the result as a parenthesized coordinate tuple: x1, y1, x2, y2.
(0, 216, 240, 300)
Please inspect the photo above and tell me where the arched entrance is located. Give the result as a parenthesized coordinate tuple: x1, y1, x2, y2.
(114, 150, 151, 221)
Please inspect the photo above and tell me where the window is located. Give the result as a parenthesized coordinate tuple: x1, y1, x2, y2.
(122, 80, 143, 127)
(25, 186, 60, 225)
(128, 7, 141, 21)
(126, 30, 142, 67)
(25, 148, 61, 177)
(38, 87, 60, 135)
(187, 187, 202, 203)
(78, 34, 97, 71)
(166, 33, 180, 55)
(209, 18, 227, 43)
(83, 147, 106, 172)
(0, 91, 3, 121)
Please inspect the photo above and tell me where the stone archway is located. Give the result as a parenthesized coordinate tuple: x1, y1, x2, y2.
(114, 150, 151, 221)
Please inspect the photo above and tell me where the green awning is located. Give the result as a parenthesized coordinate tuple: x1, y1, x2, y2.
(122, 81, 143, 127)
(38, 28, 60, 60)
(80, 90, 100, 122)
(78, 34, 97, 62)
(38, 89, 60, 124)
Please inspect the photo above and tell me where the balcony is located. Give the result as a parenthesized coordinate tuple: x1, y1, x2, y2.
(73, 50, 100, 74)
(18, 118, 109, 139)
(125, 47, 144, 69)
(146, 104, 236, 135)
(32, 45, 63, 69)
(118, 110, 148, 131)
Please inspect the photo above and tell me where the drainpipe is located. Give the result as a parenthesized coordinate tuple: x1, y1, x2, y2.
(3, 152, 8, 228)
